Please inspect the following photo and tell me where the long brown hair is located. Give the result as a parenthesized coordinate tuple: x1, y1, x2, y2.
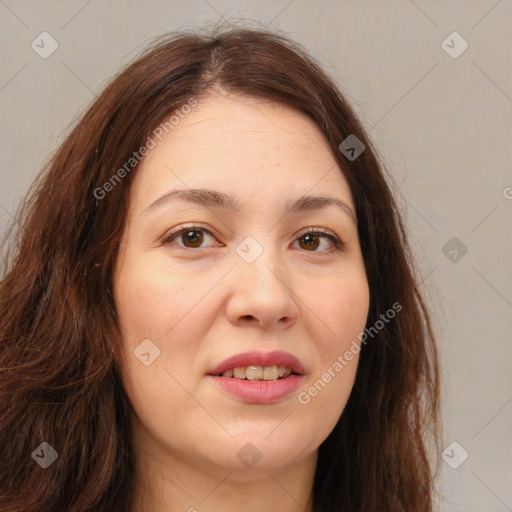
(0, 24, 441, 511)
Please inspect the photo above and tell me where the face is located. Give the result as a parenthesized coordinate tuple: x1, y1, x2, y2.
(113, 92, 370, 476)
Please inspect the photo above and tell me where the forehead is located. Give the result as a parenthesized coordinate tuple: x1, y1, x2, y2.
(131, 93, 354, 210)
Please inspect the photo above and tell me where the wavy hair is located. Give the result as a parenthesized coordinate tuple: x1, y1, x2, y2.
(0, 24, 441, 511)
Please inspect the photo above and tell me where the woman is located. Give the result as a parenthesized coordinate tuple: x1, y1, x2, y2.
(0, 25, 441, 511)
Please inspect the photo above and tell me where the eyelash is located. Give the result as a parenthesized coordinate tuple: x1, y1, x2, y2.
(161, 224, 344, 254)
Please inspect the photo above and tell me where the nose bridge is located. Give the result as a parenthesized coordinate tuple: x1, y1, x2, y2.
(239, 237, 285, 293)
(226, 235, 299, 328)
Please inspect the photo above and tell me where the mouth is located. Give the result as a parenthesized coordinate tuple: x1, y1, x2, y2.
(206, 350, 306, 403)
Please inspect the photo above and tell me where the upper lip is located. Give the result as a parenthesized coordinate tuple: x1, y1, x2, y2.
(208, 350, 306, 376)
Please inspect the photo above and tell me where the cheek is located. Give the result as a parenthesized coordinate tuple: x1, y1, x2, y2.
(113, 263, 207, 441)
(114, 261, 202, 339)
(113, 259, 213, 391)
(305, 273, 370, 353)
(298, 272, 368, 410)
(296, 278, 367, 432)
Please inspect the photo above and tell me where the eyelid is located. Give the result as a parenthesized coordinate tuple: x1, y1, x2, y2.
(294, 226, 338, 240)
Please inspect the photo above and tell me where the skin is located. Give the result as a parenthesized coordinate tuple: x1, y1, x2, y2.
(113, 91, 370, 512)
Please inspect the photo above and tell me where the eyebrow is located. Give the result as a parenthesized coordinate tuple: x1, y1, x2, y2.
(141, 188, 357, 226)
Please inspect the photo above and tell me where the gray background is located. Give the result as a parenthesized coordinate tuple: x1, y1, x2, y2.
(1, 1, 511, 510)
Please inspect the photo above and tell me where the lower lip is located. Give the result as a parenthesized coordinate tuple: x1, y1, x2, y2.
(209, 375, 305, 404)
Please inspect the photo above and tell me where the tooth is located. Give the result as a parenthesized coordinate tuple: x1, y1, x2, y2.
(246, 365, 263, 380)
(233, 367, 246, 379)
(228, 365, 293, 380)
(263, 365, 279, 380)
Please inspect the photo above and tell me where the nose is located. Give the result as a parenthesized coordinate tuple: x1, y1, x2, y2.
(225, 247, 299, 330)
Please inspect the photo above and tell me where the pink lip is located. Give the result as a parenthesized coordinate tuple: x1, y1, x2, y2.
(209, 374, 304, 404)
(207, 350, 306, 376)
(207, 350, 306, 404)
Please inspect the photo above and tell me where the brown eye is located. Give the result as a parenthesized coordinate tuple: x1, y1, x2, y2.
(180, 230, 204, 248)
(292, 230, 343, 253)
(297, 232, 320, 251)
(162, 227, 219, 249)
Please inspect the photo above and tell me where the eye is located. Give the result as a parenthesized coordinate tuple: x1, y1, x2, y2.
(161, 225, 221, 249)
(292, 229, 344, 253)
(161, 225, 344, 253)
